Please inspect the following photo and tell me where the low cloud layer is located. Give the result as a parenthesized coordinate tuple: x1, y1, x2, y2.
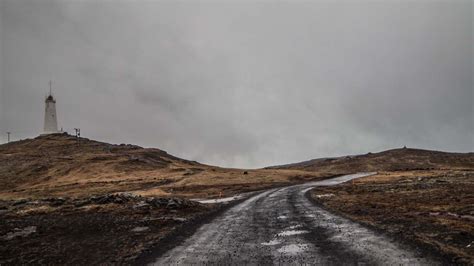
(0, 0, 472, 168)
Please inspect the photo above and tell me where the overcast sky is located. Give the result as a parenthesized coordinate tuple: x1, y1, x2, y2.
(0, 0, 472, 168)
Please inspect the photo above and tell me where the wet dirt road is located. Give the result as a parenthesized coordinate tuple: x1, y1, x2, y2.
(152, 173, 436, 265)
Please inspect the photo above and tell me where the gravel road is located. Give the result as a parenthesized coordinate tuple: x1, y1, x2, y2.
(152, 173, 436, 265)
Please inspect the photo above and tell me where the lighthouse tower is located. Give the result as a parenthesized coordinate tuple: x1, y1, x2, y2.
(43, 81, 59, 134)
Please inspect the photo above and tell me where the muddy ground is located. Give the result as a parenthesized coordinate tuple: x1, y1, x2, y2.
(0, 193, 215, 264)
(310, 170, 474, 265)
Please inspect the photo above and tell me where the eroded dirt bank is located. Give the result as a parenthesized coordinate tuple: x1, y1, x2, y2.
(310, 170, 474, 265)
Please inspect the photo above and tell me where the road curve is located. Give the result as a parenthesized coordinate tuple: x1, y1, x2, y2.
(152, 173, 436, 265)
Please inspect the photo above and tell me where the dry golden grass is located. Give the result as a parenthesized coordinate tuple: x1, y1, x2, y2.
(0, 134, 331, 199)
(1, 134, 472, 200)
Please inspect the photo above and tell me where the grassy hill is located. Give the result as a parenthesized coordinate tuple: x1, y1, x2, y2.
(268, 147, 474, 173)
(0, 133, 318, 199)
(1, 134, 472, 200)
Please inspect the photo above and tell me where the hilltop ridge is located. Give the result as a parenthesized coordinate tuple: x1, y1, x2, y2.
(0, 133, 199, 194)
(1, 134, 473, 199)
(268, 147, 474, 172)
(0, 134, 317, 199)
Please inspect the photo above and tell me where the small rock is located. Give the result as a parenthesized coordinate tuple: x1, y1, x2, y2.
(131, 226, 149, 233)
(133, 201, 151, 210)
(45, 197, 66, 206)
(167, 199, 179, 209)
(12, 199, 28, 206)
(3, 226, 37, 240)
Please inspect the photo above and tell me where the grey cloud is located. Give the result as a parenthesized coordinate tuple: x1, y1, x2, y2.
(0, 0, 472, 168)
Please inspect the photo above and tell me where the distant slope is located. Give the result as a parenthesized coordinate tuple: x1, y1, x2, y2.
(267, 148, 474, 172)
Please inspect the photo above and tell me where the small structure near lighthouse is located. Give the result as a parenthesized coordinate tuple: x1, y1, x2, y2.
(43, 81, 59, 134)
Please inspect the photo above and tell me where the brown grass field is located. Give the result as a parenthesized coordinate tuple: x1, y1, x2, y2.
(0, 134, 335, 200)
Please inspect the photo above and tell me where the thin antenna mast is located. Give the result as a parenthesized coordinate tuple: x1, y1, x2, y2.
(7, 132, 10, 143)
(49, 80, 52, 96)
(74, 128, 81, 138)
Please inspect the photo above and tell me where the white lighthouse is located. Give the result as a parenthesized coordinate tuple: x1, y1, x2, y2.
(43, 82, 59, 134)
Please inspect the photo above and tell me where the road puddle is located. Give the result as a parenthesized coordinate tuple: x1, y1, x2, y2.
(287, 224, 302, 230)
(277, 230, 309, 237)
(261, 239, 281, 246)
(277, 244, 311, 255)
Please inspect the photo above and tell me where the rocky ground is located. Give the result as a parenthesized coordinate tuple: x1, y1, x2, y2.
(0, 193, 216, 264)
(310, 170, 474, 265)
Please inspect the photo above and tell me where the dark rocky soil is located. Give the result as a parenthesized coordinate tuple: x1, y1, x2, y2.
(0, 193, 212, 264)
(310, 170, 474, 265)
